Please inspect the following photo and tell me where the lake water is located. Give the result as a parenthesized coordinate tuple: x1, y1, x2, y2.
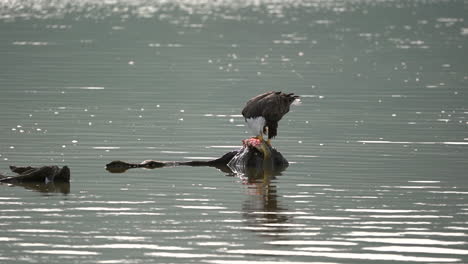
(1, 0, 467, 263)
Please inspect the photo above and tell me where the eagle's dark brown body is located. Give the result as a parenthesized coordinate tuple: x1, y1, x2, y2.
(242, 91, 299, 139)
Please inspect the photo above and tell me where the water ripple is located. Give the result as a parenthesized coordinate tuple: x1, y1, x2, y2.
(346, 237, 466, 245)
(23, 250, 100, 255)
(265, 240, 357, 246)
(225, 249, 460, 262)
(365, 246, 468, 255)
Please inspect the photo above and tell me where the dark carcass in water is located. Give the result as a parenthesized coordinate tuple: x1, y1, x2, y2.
(106, 137, 288, 176)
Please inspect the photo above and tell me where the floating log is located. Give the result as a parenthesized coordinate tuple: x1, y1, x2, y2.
(106, 143, 288, 176)
(0, 165, 70, 183)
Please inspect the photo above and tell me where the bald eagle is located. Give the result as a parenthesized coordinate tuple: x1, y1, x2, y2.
(242, 91, 299, 146)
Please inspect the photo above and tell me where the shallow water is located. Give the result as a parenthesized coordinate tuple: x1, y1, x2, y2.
(1, 0, 467, 263)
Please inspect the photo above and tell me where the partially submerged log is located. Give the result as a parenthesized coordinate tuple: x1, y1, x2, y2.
(106, 142, 289, 177)
(0, 165, 70, 183)
(105, 151, 238, 173)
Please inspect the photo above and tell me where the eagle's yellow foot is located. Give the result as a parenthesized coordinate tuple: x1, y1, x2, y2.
(255, 134, 264, 141)
(263, 126, 270, 143)
(261, 126, 272, 146)
(259, 141, 272, 160)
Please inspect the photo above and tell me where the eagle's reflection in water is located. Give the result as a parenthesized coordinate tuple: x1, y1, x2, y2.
(239, 165, 291, 240)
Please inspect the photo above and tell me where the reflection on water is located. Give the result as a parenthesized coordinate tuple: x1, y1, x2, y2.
(1, 0, 468, 263)
(0, 179, 467, 263)
(2, 182, 70, 194)
(242, 178, 291, 239)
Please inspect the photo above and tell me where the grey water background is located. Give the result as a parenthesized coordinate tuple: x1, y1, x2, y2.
(1, 0, 467, 263)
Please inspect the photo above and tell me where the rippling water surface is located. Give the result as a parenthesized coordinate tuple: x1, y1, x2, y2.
(1, 0, 467, 263)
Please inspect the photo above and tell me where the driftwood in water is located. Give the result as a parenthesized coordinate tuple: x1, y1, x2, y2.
(0, 165, 70, 183)
(106, 151, 237, 173)
(0, 165, 71, 194)
(106, 144, 289, 175)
